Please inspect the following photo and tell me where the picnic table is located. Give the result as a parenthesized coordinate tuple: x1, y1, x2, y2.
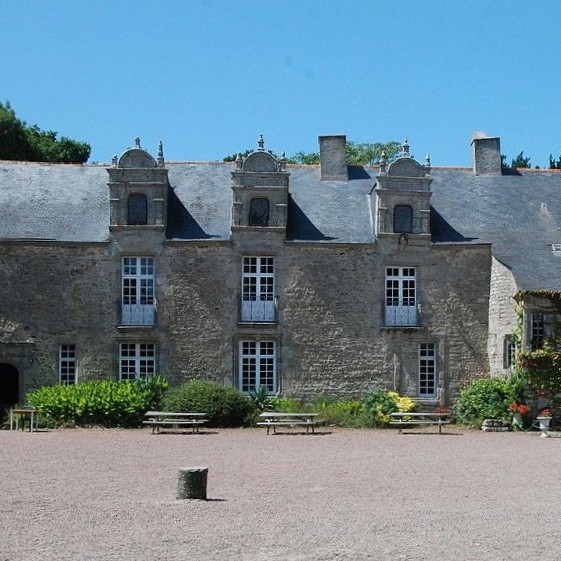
(143, 411, 208, 434)
(257, 412, 322, 435)
(389, 411, 451, 434)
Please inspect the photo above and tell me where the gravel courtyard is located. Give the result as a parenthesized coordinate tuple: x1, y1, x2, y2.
(1, 426, 560, 561)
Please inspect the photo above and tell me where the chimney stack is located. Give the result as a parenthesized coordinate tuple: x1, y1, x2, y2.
(319, 135, 348, 181)
(471, 132, 501, 175)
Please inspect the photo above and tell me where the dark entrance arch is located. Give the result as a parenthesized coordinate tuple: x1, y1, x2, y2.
(0, 363, 19, 413)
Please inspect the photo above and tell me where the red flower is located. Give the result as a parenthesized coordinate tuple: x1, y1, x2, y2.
(509, 402, 529, 415)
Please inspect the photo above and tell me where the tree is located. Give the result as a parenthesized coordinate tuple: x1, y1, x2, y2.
(226, 140, 401, 166)
(510, 151, 531, 168)
(0, 102, 90, 163)
(549, 154, 561, 169)
(345, 141, 401, 166)
(501, 151, 532, 170)
(0, 102, 35, 160)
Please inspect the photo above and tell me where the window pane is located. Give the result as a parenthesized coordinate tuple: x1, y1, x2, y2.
(394, 205, 413, 233)
(59, 344, 76, 384)
(249, 198, 269, 227)
(128, 194, 148, 225)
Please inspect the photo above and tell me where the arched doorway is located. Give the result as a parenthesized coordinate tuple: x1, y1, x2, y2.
(0, 363, 19, 414)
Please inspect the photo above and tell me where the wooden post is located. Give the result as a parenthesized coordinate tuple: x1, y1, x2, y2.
(177, 467, 208, 500)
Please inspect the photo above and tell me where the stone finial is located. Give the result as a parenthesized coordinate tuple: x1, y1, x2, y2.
(135, 137, 141, 148)
(157, 141, 165, 167)
(379, 151, 387, 174)
(402, 138, 410, 156)
(257, 134, 265, 151)
(235, 153, 243, 170)
(279, 151, 286, 171)
(425, 153, 431, 174)
(111, 155, 118, 167)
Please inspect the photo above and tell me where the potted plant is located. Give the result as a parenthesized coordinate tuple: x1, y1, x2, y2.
(509, 402, 529, 429)
(536, 408, 552, 431)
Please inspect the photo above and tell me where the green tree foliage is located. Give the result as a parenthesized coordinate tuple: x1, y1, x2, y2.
(549, 154, 561, 169)
(345, 140, 401, 166)
(0, 101, 90, 163)
(225, 140, 401, 166)
(501, 151, 532, 170)
(292, 140, 401, 166)
(510, 151, 531, 168)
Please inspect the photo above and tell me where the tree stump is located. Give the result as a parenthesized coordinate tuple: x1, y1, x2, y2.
(177, 467, 208, 500)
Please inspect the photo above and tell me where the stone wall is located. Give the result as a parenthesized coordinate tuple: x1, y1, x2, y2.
(0, 230, 492, 405)
(488, 256, 519, 375)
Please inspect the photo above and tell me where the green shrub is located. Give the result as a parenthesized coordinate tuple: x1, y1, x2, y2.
(161, 380, 253, 427)
(247, 386, 275, 412)
(26, 375, 168, 428)
(363, 390, 400, 427)
(454, 377, 523, 428)
(270, 397, 305, 412)
(312, 395, 367, 427)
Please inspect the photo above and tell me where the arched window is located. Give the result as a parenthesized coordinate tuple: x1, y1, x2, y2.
(128, 194, 148, 225)
(249, 198, 269, 227)
(393, 205, 413, 233)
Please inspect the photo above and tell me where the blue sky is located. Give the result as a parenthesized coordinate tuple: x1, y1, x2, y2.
(3, 0, 561, 167)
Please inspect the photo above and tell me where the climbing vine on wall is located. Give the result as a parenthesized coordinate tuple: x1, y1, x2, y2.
(518, 348, 561, 396)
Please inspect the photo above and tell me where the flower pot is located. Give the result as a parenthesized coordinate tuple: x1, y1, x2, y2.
(537, 417, 551, 431)
(512, 412, 523, 429)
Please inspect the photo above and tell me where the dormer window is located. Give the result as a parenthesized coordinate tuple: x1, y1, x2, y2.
(128, 194, 148, 225)
(394, 205, 413, 233)
(249, 197, 270, 227)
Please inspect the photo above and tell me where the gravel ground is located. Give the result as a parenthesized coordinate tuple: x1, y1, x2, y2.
(1, 425, 560, 561)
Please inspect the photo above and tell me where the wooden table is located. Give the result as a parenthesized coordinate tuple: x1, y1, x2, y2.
(143, 411, 208, 434)
(389, 412, 451, 434)
(10, 408, 40, 432)
(257, 412, 322, 435)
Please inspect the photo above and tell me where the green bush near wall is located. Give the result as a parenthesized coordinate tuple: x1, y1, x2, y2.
(161, 380, 254, 427)
(454, 376, 526, 428)
(26, 375, 168, 428)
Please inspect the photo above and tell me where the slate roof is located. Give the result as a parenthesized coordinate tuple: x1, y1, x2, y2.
(1, 160, 561, 292)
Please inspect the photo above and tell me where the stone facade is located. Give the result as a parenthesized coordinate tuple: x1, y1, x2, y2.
(2, 132, 558, 410)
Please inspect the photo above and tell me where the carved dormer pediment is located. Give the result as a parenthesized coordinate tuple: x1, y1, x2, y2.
(107, 138, 169, 229)
(387, 157, 426, 178)
(231, 135, 289, 231)
(242, 151, 278, 173)
(372, 140, 432, 237)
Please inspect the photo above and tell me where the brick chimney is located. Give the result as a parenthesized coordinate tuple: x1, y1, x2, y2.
(319, 135, 348, 181)
(471, 132, 501, 175)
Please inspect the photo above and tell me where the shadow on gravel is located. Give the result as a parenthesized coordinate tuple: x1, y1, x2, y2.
(265, 431, 333, 436)
(398, 431, 463, 436)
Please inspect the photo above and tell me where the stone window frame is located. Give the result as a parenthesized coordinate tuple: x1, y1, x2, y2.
(119, 342, 156, 381)
(59, 344, 76, 385)
(419, 343, 437, 397)
(238, 339, 277, 394)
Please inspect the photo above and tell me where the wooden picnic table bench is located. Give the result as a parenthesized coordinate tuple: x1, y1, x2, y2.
(389, 412, 451, 434)
(143, 411, 208, 434)
(257, 412, 322, 435)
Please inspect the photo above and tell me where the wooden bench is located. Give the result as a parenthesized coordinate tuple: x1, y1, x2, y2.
(257, 412, 322, 435)
(143, 411, 208, 434)
(389, 412, 451, 434)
